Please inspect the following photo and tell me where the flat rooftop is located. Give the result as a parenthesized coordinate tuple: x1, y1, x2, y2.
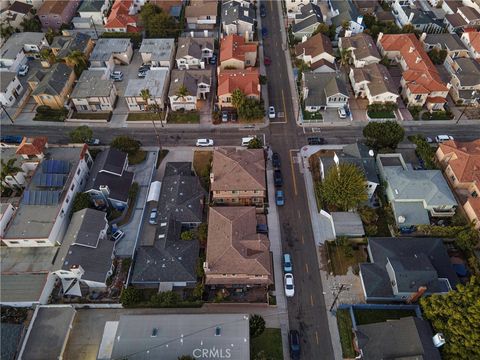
(139, 38, 175, 61)
(0, 246, 58, 273)
(124, 69, 169, 98)
(0, 274, 48, 303)
(90, 38, 131, 61)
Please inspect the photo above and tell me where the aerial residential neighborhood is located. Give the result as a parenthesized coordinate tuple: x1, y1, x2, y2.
(0, 0, 479, 360)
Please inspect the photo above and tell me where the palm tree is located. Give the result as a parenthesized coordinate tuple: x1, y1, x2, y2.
(139, 88, 152, 111)
(339, 48, 352, 67)
(39, 48, 56, 66)
(139, 88, 162, 151)
(175, 84, 189, 101)
(1, 158, 23, 188)
(64, 50, 87, 76)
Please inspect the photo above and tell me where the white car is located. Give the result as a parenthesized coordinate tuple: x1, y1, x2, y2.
(435, 135, 454, 143)
(284, 273, 295, 297)
(268, 106, 276, 119)
(110, 71, 123, 81)
(18, 64, 29, 76)
(111, 229, 125, 242)
(196, 138, 214, 147)
(338, 107, 347, 119)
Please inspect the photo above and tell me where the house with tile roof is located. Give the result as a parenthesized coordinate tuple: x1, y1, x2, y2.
(461, 30, 480, 59)
(204, 206, 273, 287)
(176, 37, 214, 70)
(349, 63, 399, 105)
(185, 1, 218, 29)
(168, 69, 212, 111)
(443, 55, 480, 105)
(219, 34, 258, 71)
(436, 139, 480, 228)
(295, 33, 335, 73)
(37, 0, 80, 30)
(302, 72, 349, 112)
(16, 137, 48, 160)
(104, 0, 140, 33)
(377, 32, 450, 110)
(211, 148, 266, 208)
(217, 67, 260, 109)
(339, 33, 382, 68)
(221, 0, 256, 41)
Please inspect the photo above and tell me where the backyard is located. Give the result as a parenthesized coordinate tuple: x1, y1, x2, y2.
(193, 150, 212, 191)
(251, 328, 283, 360)
(326, 240, 367, 276)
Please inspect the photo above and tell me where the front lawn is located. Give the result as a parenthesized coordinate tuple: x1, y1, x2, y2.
(193, 150, 213, 191)
(326, 240, 367, 276)
(303, 109, 323, 121)
(421, 110, 454, 120)
(33, 107, 67, 122)
(367, 103, 396, 119)
(353, 308, 417, 325)
(367, 110, 395, 119)
(71, 111, 112, 121)
(167, 111, 200, 124)
(127, 112, 164, 121)
(251, 328, 283, 360)
(336, 309, 356, 358)
(129, 150, 147, 165)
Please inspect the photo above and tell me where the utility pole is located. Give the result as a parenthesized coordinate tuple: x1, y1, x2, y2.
(329, 284, 345, 312)
(0, 104, 14, 124)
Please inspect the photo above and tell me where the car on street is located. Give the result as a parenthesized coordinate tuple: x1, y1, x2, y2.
(272, 152, 281, 168)
(111, 229, 125, 242)
(18, 64, 29, 76)
(210, 54, 217, 64)
(110, 71, 123, 81)
(425, 136, 433, 143)
(284, 273, 295, 297)
(138, 70, 149, 78)
(260, 3, 266, 17)
(283, 254, 292, 273)
(196, 138, 214, 147)
(222, 112, 228, 122)
(338, 107, 347, 119)
(262, 27, 268, 37)
(289, 330, 301, 359)
(435, 135, 454, 143)
(139, 64, 151, 72)
(86, 138, 100, 145)
(268, 106, 276, 119)
(241, 136, 255, 147)
(276, 190, 285, 206)
(264, 56, 271, 66)
(274, 169, 283, 187)
(307, 137, 326, 145)
(256, 224, 268, 234)
(1, 135, 23, 144)
(149, 208, 158, 225)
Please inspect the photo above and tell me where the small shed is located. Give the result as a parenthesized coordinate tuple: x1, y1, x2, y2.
(332, 212, 365, 237)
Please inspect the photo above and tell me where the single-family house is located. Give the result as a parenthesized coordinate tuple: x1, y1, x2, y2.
(0, 1, 33, 30)
(53, 208, 114, 289)
(29, 63, 76, 109)
(436, 139, 480, 228)
(77, 0, 111, 25)
(168, 69, 212, 111)
(2, 145, 92, 247)
(443, 56, 480, 105)
(0, 203, 16, 239)
(104, 0, 140, 33)
(71, 70, 117, 112)
(302, 72, 349, 112)
(377, 33, 450, 110)
(461, 30, 480, 59)
(125, 68, 170, 111)
(354, 317, 442, 359)
(89, 38, 133, 74)
(464, 0, 480, 13)
(185, 1, 218, 29)
(50, 32, 94, 60)
(445, 6, 480, 33)
(217, 67, 260, 109)
(221, 0, 256, 41)
(339, 33, 382, 68)
(204, 206, 273, 287)
(295, 33, 336, 73)
(442, 0, 462, 15)
(359, 237, 459, 302)
(391, 0, 445, 33)
(0, 32, 48, 73)
(37, 0, 81, 30)
(319, 142, 380, 199)
(219, 34, 258, 71)
(176, 37, 214, 70)
(132, 162, 205, 289)
(420, 33, 470, 58)
(210, 147, 266, 208)
(285, 0, 319, 18)
(85, 147, 134, 211)
(139, 38, 175, 68)
(377, 153, 457, 226)
(349, 63, 399, 105)
(329, 0, 365, 38)
(291, 3, 324, 39)
(0, 72, 23, 107)
(354, 0, 379, 14)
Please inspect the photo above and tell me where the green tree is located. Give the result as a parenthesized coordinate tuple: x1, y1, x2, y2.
(231, 88, 246, 108)
(338, 48, 352, 67)
(428, 48, 448, 65)
(0, 158, 22, 188)
(120, 287, 142, 307)
(237, 98, 265, 122)
(362, 120, 405, 150)
(110, 136, 140, 156)
(249, 314, 266, 338)
(181, 230, 195, 241)
(140, 3, 177, 38)
(69, 125, 93, 143)
(39, 47, 56, 65)
(174, 84, 189, 101)
(72, 192, 92, 213)
(247, 137, 263, 149)
(456, 226, 480, 252)
(20, 17, 42, 32)
(197, 222, 208, 247)
(0, 23, 14, 39)
(45, 28, 59, 44)
(64, 50, 87, 76)
(420, 277, 480, 360)
(312, 23, 330, 36)
(319, 163, 368, 211)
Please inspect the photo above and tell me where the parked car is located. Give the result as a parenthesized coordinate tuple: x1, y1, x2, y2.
(425, 136, 433, 143)
(260, 3, 266, 17)
(283, 253, 292, 273)
(111, 229, 125, 242)
(86, 138, 100, 145)
(307, 137, 326, 145)
(231, 112, 237, 122)
(18, 64, 29, 76)
(268, 106, 276, 119)
(256, 224, 268, 234)
(289, 330, 301, 359)
(284, 273, 295, 297)
(222, 112, 228, 122)
(276, 190, 285, 206)
(110, 71, 123, 81)
(399, 225, 416, 234)
(435, 135, 454, 143)
(139, 64, 151, 72)
(241, 136, 255, 147)
(210, 54, 217, 64)
(138, 69, 149, 78)
(1, 135, 23, 144)
(264, 56, 271, 66)
(196, 138, 214, 147)
(337, 107, 347, 119)
(272, 152, 281, 168)
(149, 208, 158, 225)
(274, 169, 283, 187)
(262, 27, 268, 37)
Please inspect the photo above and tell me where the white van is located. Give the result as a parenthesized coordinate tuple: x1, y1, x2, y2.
(241, 136, 255, 146)
(435, 135, 454, 143)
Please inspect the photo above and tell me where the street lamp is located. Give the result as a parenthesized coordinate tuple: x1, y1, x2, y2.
(456, 90, 479, 124)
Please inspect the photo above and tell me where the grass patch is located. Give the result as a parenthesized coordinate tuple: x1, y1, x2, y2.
(353, 308, 417, 325)
(193, 150, 213, 191)
(156, 149, 169, 169)
(408, 134, 438, 169)
(408, 106, 422, 120)
(336, 309, 356, 358)
(326, 241, 367, 276)
(127, 112, 164, 121)
(117, 182, 139, 226)
(251, 328, 283, 360)
(129, 150, 147, 165)
(367, 110, 395, 119)
(167, 111, 200, 124)
(33, 109, 67, 122)
(421, 110, 453, 120)
(303, 109, 323, 121)
(72, 111, 112, 121)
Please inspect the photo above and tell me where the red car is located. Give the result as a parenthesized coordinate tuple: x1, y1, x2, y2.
(264, 56, 271, 66)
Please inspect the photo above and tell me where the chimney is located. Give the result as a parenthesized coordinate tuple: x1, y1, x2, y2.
(420, 32, 427, 42)
(377, 32, 384, 46)
(191, 31, 194, 38)
(408, 11, 414, 23)
(69, 265, 85, 277)
(302, 35, 308, 43)
(409, 46, 415, 53)
(203, 261, 209, 272)
(244, 30, 249, 43)
(204, 29, 208, 38)
(406, 286, 427, 303)
(210, 172, 214, 183)
(99, 185, 110, 197)
(433, 333, 446, 348)
(356, 15, 363, 25)
(415, 56, 422, 64)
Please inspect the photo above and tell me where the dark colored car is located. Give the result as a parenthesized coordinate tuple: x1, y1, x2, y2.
(399, 225, 416, 234)
(261, 27, 268, 37)
(260, 4, 266, 17)
(307, 137, 326, 145)
(274, 169, 283, 187)
(1, 135, 23, 144)
(272, 152, 281, 168)
(256, 224, 268, 234)
(264, 56, 271, 66)
(289, 330, 301, 359)
(210, 54, 217, 64)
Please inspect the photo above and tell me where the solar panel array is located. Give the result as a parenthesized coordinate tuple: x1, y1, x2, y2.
(42, 160, 70, 174)
(33, 173, 66, 188)
(22, 190, 61, 205)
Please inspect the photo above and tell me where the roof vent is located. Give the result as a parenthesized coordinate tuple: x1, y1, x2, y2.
(433, 333, 446, 348)
(151, 328, 158, 337)
(215, 327, 221, 336)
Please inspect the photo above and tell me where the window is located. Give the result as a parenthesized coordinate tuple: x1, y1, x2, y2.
(71, 184, 75, 191)
(9, 241, 19, 244)
(16, 84, 21, 90)
(451, 175, 456, 182)
(472, 191, 478, 198)
(206, 15, 211, 19)
(415, 94, 422, 101)
(77, 169, 81, 175)
(37, 240, 46, 244)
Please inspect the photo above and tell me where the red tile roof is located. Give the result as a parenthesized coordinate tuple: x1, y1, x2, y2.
(439, 139, 480, 183)
(218, 68, 260, 97)
(464, 30, 480, 52)
(105, 0, 139, 31)
(465, 197, 480, 221)
(16, 137, 48, 156)
(220, 34, 257, 63)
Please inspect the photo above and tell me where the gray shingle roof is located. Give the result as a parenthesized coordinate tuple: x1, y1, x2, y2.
(124, 68, 169, 98)
(90, 38, 131, 61)
(71, 70, 114, 98)
(331, 0, 360, 27)
(0, 323, 23, 360)
(423, 33, 467, 52)
(340, 33, 381, 60)
(451, 57, 480, 86)
(176, 37, 214, 60)
(0, 32, 45, 60)
(30, 63, 73, 97)
(303, 72, 348, 107)
(78, 0, 105, 12)
(351, 63, 398, 96)
(139, 38, 175, 62)
(222, 0, 256, 26)
(50, 32, 91, 59)
(292, 3, 323, 33)
(0, 72, 17, 92)
(168, 69, 212, 98)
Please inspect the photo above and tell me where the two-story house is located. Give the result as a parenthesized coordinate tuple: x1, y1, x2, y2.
(89, 38, 133, 75)
(285, 0, 319, 19)
(443, 55, 480, 105)
(421, 33, 470, 59)
(50, 32, 94, 61)
(139, 38, 175, 69)
(185, 1, 218, 29)
(0, 1, 33, 30)
(219, 34, 257, 71)
(221, 0, 256, 41)
(295, 33, 336, 73)
(104, 0, 140, 33)
(168, 69, 212, 111)
(292, 3, 324, 39)
(0, 72, 23, 107)
(37, 0, 81, 30)
(302, 72, 349, 112)
(445, 5, 480, 33)
(125, 68, 170, 111)
(0, 32, 48, 73)
(71, 70, 117, 112)
(217, 67, 260, 109)
(339, 33, 382, 68)
(77, 0, 111, 25)
(391, 0, 445, 33)
(210, 147, 266, 209)
(461, 30, 480, 59)
(329, 0, 365, 38)
(176, 37, 214, 70)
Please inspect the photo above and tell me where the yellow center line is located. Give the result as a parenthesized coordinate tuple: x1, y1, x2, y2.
(310, 294, 314, 306)
(305, 263, 309, 273)
(315, 331, 319, 345)
(301, 235, 304, 244)
(289, 149, 298, 196)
